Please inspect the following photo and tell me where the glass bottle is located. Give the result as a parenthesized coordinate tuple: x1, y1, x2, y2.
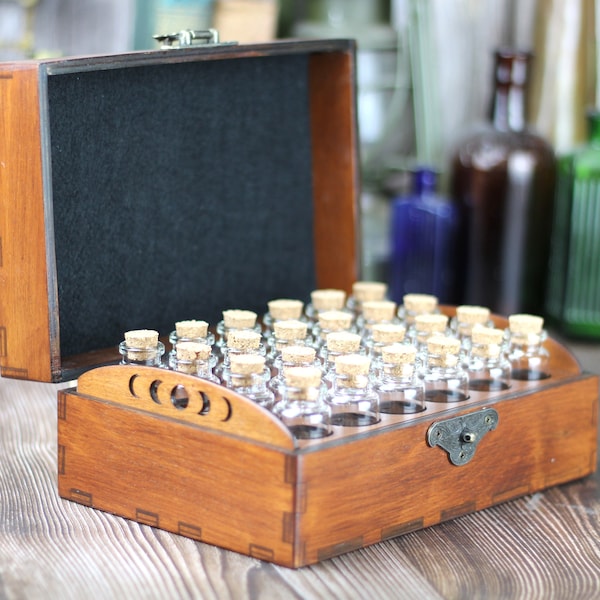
(304, 288, 347, 324)
(357, 299, 398, 338)
(346, 280, 388, 318)
(545, 109, 600, 339)
(450, 305, 493, 355)
(273, 366, 331, 440)
(409, 313, 449, 355)
(262, 298, 305, 339)
(265, 319, 311, 370)
(421, 335, 469, 403)
(168, 319, 215, 366)
(506, 313, 550, 381)
(312, 309, 355, 350)
(465, 326, 511, 392)
(218, 329, 266, 384)
(320, 331, 363, 388)
(389, 167, 461, 304)
(397, 293, 439, 326)
(373, 344, 425, 414)
(450, 49, 556, 315)
(119, 329, 165, 367)
(225, 354, 274, 410)
(326, 354, 380, 427)
(169, 341, 220, 383)
(269, 344, 323, 403)
(365, 322, 407, 380)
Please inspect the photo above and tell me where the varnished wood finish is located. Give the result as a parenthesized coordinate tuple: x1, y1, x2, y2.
(0, 64, 53, 382)
(309, 48, 361, 293)
(57, 329, 598, 568)
(0, 39, 360, 383)
(1, 361, 599, 597)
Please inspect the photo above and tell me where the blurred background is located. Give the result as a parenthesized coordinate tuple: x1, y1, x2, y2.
(1, 0, 599, 343)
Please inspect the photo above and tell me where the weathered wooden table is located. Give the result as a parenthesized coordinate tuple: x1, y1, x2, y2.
(0, 339, 598, 599)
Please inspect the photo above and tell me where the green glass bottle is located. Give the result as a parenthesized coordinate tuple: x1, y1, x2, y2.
(546, 110, 600, 338)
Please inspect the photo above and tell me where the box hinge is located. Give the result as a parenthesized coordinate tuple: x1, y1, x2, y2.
(153, 28, 237, 49)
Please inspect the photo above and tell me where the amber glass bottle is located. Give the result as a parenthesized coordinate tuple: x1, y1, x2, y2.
(450, 49, 556, 316)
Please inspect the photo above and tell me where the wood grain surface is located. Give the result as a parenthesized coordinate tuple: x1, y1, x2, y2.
(1, 364, 599, 599)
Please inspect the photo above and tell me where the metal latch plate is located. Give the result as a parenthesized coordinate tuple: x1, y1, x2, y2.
(427, 408, 499, 466)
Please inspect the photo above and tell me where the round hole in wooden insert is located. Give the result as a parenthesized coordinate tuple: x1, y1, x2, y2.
(171, 385, 189, 410)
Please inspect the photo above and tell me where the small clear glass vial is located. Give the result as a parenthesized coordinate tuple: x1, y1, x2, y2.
(357, 299, 399, 338)
(373, 344, 425, 414)
(421, 335, 469, 403)
(450, 305, 493, 354)
(266, 319, 311, 367)
(320, 330, 363, 388)
(398, 293, 439, 326)
(346, 280, 388, 317)
(366, 322, 407, 380)
(312, 309, 355, 350)
(168, 341, 220, 383)
(119, 329, 165, 367)
(262, 298, 305, 338)
(218, 329, 266, 383)
(410, 313, 449, 354)
(273, 366, 331, 439)
(269, 344, 323, 402)
(506, 314, 550, 381)
(225, 354, 274, 410)
(304, 288, 347, 323)
(216, 309, 261, 349)
(168, 319, 216, 366)
(466, 326, 511, 392)
(326, 354, 380, 427)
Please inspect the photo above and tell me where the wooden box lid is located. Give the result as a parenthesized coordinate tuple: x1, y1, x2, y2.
(0, 38, 360, 382)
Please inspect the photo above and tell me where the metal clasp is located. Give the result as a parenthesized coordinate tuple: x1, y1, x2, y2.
(153, 28, 224, 49)
(426, 408, 498, 466)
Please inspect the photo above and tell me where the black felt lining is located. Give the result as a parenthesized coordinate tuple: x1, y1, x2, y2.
(48, 53, 316, 358)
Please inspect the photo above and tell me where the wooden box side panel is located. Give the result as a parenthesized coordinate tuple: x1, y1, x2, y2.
(0, 64, 53, 382)
(297, 377, 598, 565)
(309, 49, 360, 292)
(57, 390, 302, 567)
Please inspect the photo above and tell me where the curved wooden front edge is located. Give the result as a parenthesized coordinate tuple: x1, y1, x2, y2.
(77, 364, 296, 450)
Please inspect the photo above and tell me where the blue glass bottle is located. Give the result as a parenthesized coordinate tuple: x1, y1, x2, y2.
(389, 168, 460, 304)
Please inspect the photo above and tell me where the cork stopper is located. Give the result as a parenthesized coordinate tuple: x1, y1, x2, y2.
(325, 331, 362, 354)
(352, 281, 388, 302)
(222, 309, 257, 329)
(415, 313, 448, 333)
(227, 329, 262, 351)
(229, 353, 266, 376)
(362, 300, 397, 322)
(471, 327, 504, 359)
(427, 335, 461, 367)
(124, 329, 158, 348)
(281, 344, 317, 365)
(381, 344, 417, 377)
(456, 305, 491, 325)
(403, 293, 438, 313)
(311, 288, 346, 311)
(284, 366, 323, 389)
(318, 310, 353, 332)
(176, 341, 212, 362)
(175, 319, 209, 339)
(509, 314, 544, 335)
(334, 353, 371, 388)
(268, 298, 304, 320)
(371, 323, 406, 344)
(273, 319, 308, 341)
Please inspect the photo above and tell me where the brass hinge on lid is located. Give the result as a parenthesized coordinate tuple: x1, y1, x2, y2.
(153, 29, 237, 49)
